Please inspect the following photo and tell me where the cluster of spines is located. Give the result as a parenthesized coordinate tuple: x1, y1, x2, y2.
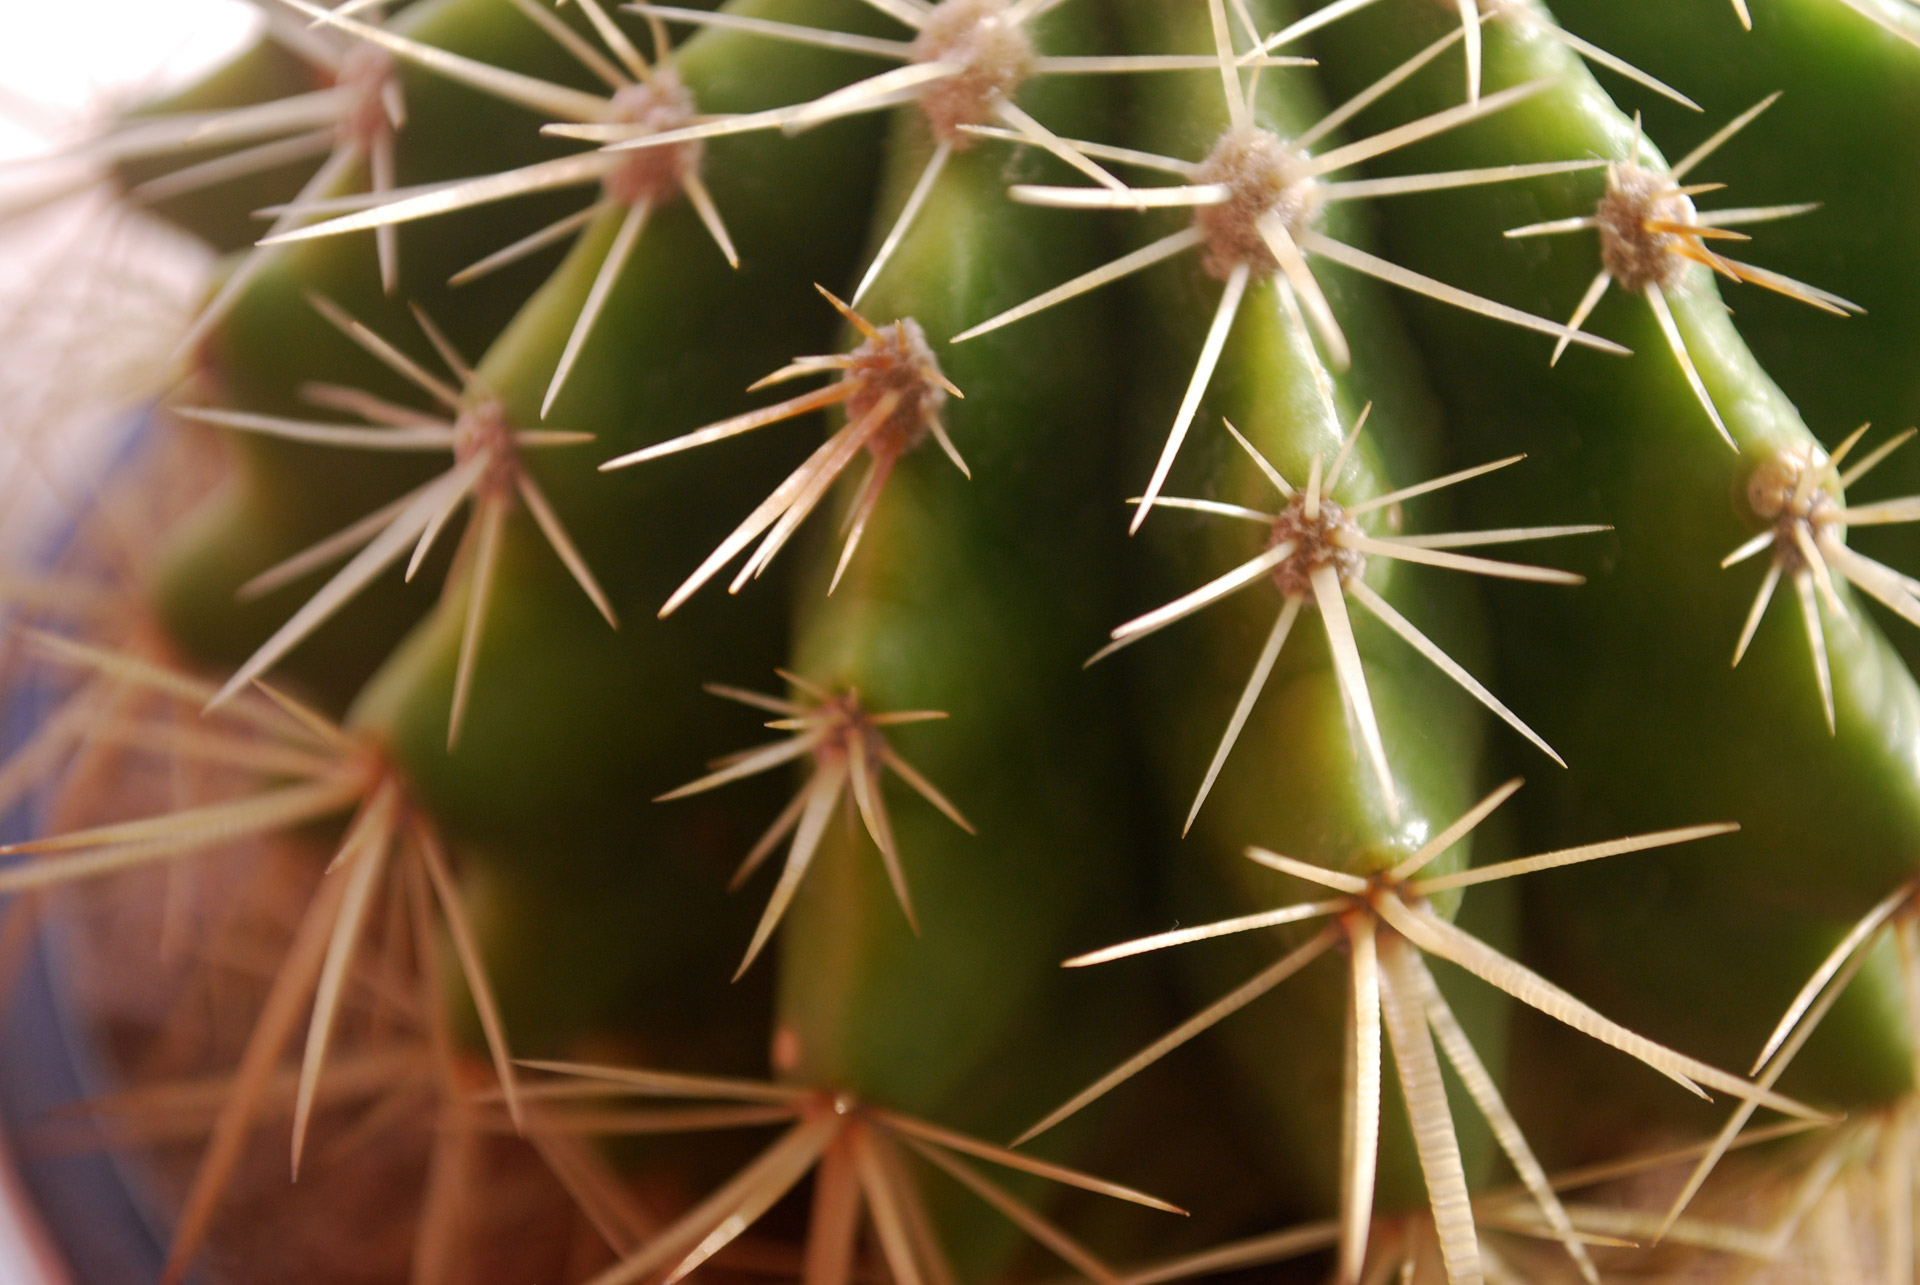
(10, 0, 1920, 1283)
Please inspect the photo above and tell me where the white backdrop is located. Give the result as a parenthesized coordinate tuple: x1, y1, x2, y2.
(0, 1, 260, 166)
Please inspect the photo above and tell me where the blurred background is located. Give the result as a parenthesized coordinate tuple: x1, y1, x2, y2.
(0, 1, 253, 560)
(0, 6, 253, 1281)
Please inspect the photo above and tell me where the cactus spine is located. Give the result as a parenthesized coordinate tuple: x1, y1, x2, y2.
(8, 0, 1920, 1281)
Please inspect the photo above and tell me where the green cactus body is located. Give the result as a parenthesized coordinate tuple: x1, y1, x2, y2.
(776, 56, 1132, 1120)
(1544, 0, 1920, 679)
(23, 1, 1920, 1283)
(1312, 1, 1920, 1151)
(967, 9, 1757, 1281)
(1110, 0, 1491, 1226)
(151, 0, 647, 705)
(333, 8, 897, 1051)
(762, 26, 1169, 1279)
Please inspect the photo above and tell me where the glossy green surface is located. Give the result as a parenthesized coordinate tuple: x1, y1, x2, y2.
(768, 22, 1176, 1271)
(157, 0, 891, 1053)
(1314, 1, 1920, 1156)
(1551, 0, 1920, 673)
(152, 0, 626, 707)
(1104, 0, 1508, 1226)
(112, 0, 1920, 1273)
(340, 0, 892, 1052)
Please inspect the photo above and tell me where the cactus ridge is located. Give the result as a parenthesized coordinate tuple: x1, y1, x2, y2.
(16, 0, 1920, 1281)
(181, 290, 617, 744)
(1504, 92, 1858, 449)
(612, 289, 968, 614)
(1088, 407, 1598, 830)
(1024, 780, 1792, 1285)
(659, 674, 972, 978)
(953, 25, 1627, 533)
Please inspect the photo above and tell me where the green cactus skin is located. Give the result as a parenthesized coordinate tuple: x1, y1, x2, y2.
(1312, 1, 1920, 1158)
(151, 0, 637, 709)
(1106, 0, 1496, 1227)
(124, 1, 901, 1191)
(337, 3, 895, 1054)
(1545, 0, 1920, 667)
(26, 1, 1920, 1282)
(772, 109, 1156, 1282)
(776, 59, 1135, 1112)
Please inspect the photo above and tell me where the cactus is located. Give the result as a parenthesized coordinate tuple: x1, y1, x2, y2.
(9, 0, 1920, 1281)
